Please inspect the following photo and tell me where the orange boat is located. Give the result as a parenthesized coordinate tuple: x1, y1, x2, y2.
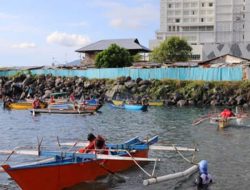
(1, 136, 158, 190)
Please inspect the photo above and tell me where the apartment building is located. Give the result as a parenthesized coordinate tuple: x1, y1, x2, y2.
(150, 0, 250, 61)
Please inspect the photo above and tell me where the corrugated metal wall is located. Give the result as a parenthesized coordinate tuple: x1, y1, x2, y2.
(0, 67, 243, 81)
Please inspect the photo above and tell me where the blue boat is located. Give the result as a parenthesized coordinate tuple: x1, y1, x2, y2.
(124, 104, 148, 111)
(109, 103, 148, 111)
(1, 136, 158, 190)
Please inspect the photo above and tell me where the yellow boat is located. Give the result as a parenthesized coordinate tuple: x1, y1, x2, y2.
(148, 101, 164, 106)
(218, 119, 230, 128)
(5, 102, 47, 110)
(112, 100, 164, 106)
(112, 100, 123, 106)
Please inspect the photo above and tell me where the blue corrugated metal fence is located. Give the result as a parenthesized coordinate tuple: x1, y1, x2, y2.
(0, 67, 243, 81)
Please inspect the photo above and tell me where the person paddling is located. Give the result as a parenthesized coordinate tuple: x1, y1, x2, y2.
(220, 108, 235, 118)
(78, 133, 96, 153)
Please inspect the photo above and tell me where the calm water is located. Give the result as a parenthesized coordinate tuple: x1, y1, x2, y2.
(1, 104, 250, 190)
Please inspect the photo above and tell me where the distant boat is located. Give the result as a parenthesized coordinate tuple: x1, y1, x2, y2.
(31, 108, 94, 115)
(112, 100, 164, 107)
(124, 104, 148, 111)
(109, 103, 148, 111)
(4, 101, 47, 110)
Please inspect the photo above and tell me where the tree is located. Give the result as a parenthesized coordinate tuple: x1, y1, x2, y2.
(150, 36, 192, 63)
(95, 44, 132, 68)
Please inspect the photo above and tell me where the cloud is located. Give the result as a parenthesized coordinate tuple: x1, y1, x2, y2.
(11, 43, 37, 49)
(46, 32, 91, 47)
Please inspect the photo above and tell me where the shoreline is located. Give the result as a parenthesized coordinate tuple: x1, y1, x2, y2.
(0, 74, 250, 107)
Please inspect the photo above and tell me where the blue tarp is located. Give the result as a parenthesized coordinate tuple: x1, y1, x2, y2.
(0, 67, 243, 81)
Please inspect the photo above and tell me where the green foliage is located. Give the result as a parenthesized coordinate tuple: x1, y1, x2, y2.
(132, 53, 143, 62)
(95, 44, 132, 68)
(150, 36, 192, 63)
(13, 70, 35, 78)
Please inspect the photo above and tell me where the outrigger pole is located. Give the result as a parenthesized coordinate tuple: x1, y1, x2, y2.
(143, 161, 201, 186)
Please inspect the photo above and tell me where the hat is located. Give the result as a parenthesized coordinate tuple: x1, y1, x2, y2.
(87, 133, 96, 141)
(199, 160, 208, 175)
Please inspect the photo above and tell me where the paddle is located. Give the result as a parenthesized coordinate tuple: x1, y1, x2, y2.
(96, 162, 127, 183)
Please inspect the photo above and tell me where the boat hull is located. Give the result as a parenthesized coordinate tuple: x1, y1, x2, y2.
(2, 150, 148, 190)
(124, 104, 148, 111)
(112, 100, 164, 107)
(6, 102, 47, 110)
(31, 109, 94, 115)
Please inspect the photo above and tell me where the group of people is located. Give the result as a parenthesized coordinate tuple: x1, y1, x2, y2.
(77, 133, 108, 155)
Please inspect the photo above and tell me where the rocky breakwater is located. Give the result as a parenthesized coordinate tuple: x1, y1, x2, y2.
(1, 74, 250, 107)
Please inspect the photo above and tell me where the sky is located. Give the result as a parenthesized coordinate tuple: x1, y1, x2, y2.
(0, 0, 159, 67)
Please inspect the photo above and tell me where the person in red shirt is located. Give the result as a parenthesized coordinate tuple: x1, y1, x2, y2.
(78, 133, 96, 153)
(220, 108, 235, 118)
(49, 96, 55, 104)
(69, 92, 75, 103)
(32, 97, 41, 109)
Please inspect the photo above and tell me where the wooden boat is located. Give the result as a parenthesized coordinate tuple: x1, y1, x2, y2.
(47, 102, 102, 112)
(112, 100, 164, 107)
(109, 103, 148, 111)
(112, 100, 124, 106)
(210, 116, 241, 128)
(148, 101, 164, 106)
(5, 101, 47, 110)
(1, 136, 159, 190)
(31, 108, 95, 115)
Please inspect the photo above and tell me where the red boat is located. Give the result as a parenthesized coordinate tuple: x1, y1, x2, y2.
(1, 136, 159, 190)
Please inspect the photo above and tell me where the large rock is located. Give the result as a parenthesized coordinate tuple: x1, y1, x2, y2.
(177, 99, 188, 107)
(125, 81, 137, 89)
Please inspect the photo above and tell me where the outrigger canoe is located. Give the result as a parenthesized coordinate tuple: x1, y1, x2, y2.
(1, 136, 159, 190)
(109, 103, 148, 111)
(112, 100, 164, 106)
(31, 108, 95, 115)
(210, 116, 242, 128)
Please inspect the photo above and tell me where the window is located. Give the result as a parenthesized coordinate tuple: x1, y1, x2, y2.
(243, 24, 245, 29)
(190, 54, 201, 60)
(201, 3, 205, 7)
(209, 3, 213, 7)
(201, 18, 204, 22)
(169, 26, 171, 31)
(176, 18, 180, 23)
(168, 4, 172, 8)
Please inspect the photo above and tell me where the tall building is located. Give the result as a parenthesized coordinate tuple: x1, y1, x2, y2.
(150, 0, 250, 61)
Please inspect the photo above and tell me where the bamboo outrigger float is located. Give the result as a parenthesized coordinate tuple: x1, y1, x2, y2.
(0, 136, 199, 189)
